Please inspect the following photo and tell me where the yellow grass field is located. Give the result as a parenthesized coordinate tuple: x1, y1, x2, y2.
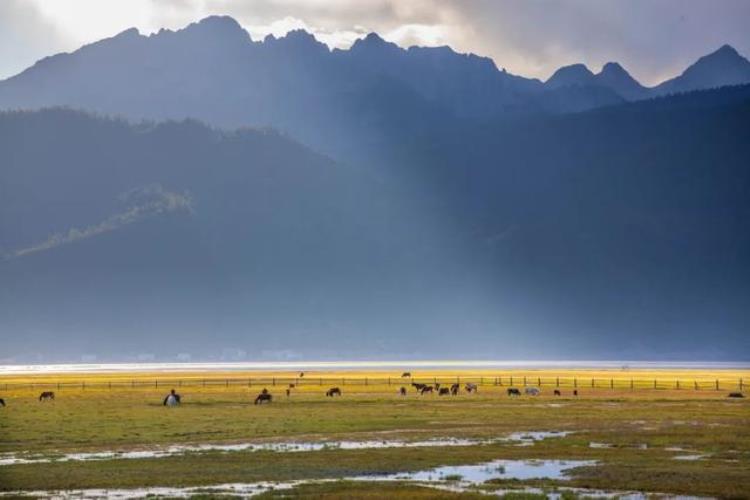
(0, 368, 748, 498)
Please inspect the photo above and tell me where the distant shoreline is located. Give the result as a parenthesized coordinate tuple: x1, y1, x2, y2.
(1, 360, 749, 375)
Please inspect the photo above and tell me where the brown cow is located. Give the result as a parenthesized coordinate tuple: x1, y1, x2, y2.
(39, 391, 55, 401)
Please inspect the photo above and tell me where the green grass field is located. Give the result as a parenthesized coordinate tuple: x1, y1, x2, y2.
(0, 369, 748, 498)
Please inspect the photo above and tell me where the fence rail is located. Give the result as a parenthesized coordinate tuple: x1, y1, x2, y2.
(0, 376, 744, 392)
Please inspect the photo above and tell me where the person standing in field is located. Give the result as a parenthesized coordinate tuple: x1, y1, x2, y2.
(163, 388, 181, 406)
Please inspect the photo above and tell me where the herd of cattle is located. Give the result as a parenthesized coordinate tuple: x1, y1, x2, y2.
(0, 377, 744, 407)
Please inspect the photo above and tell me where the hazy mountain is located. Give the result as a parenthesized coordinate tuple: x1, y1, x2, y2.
(545, 62, 648, 101)
(1, 16, 747, 161)
(655, 44, 750, 95)
(595, 62, 649, 100)
(2, 85, 749, 362)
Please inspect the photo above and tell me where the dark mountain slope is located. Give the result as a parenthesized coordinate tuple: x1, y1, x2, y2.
(2, 86, 750, 361)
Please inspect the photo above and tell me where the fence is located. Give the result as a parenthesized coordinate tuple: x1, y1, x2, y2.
(0, 375, 744, 392)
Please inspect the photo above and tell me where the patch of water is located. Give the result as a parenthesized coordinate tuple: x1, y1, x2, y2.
(673, 454, 707, 461)
(0, 431, 573, 466)
(353, 458, 595, 483)
(0, 459, 595, 498)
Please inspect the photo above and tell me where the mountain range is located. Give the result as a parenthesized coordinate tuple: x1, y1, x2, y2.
(0, 16, 749, 158)
(1, 17, 749, 362)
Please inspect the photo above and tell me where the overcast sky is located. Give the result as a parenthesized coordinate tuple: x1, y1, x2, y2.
(2, 0, 749, 85)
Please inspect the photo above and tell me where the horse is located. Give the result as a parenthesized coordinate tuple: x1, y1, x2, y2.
(553, 389, 561, 396)
(438, 387, 450, 396)
(507, 388, 521, 396)
(255, 392, 272, 404)
(39, 391, 55, 401)
(326, 387, 342, 397)
(399, 387, 407, 396)
(465, 383, 478, 393)
(420, 385, 434, 395)
(401, 372, 412, 378)
(450, 383, 460, 395)
(525, 387, 541, 396)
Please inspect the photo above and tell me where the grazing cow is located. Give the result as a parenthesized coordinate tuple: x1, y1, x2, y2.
(420, 385, 434, 395)
(0, 398, 5, 407)
(288, 384, 296, 388)
(255, 388, 272, 404)
(438, 387, 450, 396)
(573, 390, 578, 397)
(255, 393, 272, 404)
(465, 383, 478, 393)
(163, 389, 181, 406)
(326, 387, 342, 397)
(450, 383, 460, 395)
(525, 387, 541, 396)
(553, 389, 561, 396)
(507, 388, 521, 396)
(399, 387, 407, 396)
(728, 392, 745, 398)
(412, 383, 427, 392)
(299, 372, 305, 378)
(401, 372, 412, 378)
(39, 391, 55, 401)
(286, 389, 291, 397)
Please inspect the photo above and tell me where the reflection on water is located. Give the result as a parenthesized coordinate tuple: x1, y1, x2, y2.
(0, 431, 572, 466)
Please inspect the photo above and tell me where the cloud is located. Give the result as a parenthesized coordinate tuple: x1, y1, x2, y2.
(6, 185, 193, 260)
(0, 1, 69, 80)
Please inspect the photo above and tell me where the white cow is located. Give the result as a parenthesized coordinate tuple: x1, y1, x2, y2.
(525, 387, 541, 396)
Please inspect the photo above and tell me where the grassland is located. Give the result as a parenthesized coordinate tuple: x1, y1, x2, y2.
(0, 368, 748, 498)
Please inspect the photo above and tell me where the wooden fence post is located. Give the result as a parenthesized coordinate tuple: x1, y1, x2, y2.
(574, 378, 577, 388)
(610, 378, 613, 389)
(556, 377, 559, 387)
(523, 376, 527, 386)
(715, 379, 719, 391)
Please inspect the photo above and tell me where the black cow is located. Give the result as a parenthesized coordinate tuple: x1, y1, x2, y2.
(420, 385, 434, 395)
(401, 372, 412, 378)
(573, 389, 579, 396)
(0, 398, 5, 407)
(39, 391, 55, 401)
(163, 389, 182, 406)
(438, 387, 450, 396)
(553, 389, 561, 396)
(507, 388, 521, 396)
(450, 383, 460, 395)
(326, 387, 342, 397)
(399, 387, 407, 396)
(728, 392, 745, 398)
